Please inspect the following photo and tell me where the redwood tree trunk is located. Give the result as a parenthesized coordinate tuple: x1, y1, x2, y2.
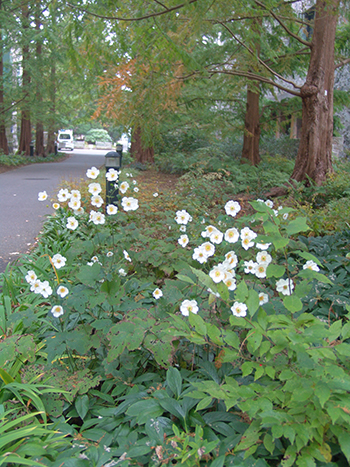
(46, 64, 56, 154)
(291, 0, 339, 185)
(241, 86, 261, 165)
(0, 16, 8, 155)
(35, 5, 45, 157)
(130, 126, 154, 163)
(18, 3, 31, 156)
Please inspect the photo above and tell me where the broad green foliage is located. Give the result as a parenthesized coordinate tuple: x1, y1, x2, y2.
(1, 166, 350, 465)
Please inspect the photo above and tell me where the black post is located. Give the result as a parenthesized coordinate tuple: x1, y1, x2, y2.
(30, 141, 34, 157)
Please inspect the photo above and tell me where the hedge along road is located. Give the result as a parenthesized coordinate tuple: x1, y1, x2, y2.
(0, 149, 108, 274)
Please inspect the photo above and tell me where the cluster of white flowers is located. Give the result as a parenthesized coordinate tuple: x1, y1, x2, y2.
(25, 255, 70, 317)
(243, 251, 272, 279)
(89, 210, 105, 225)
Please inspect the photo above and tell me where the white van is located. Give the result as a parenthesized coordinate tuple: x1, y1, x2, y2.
(57, 130, 74, 151)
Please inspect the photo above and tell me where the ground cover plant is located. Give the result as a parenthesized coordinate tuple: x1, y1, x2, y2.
(1, 159, 350, 466)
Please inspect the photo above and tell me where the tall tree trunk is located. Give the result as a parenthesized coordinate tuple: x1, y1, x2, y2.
(35, 5, 45, 157)
(291, 0, 339, 185)
(241, 86, 260, 165)
(18, 3, 31, 156)
(241, 16, 261, 166)
(0, 1, 8, 155)
(46, 64, 56, 154)
(130, 126, 154, 163)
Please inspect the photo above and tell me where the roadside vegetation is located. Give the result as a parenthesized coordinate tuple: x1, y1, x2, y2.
(1, 148, 350, 466)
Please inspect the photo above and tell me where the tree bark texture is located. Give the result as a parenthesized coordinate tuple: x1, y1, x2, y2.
(18, 3, 31, 156)
(130, 126, 154, 163)
(35, 6, 45, 157)
(46, 64, 56, 154)
(241, 87, 261, 165)
(291, 0, 339, 185)
(0, 0, 8, 154)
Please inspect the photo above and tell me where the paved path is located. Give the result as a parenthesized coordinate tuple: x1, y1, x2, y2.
(0, 149, 107, 273)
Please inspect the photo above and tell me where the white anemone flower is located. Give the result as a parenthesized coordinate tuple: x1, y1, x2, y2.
(90, 211, 106, 225)
(244, 260, 257, 274)
(38, 191, 48, 201)
(153, 192, 158, 197)
(91, 195, 104, 208)
(231, 302, 247, 318)
(178, 234, 189, 248)
(241, 227, 257, 240)
(106, 204, 118, 215)
(224, 200, 241, 217)
(40, 281, 52, 298)
(192, 246, 208, 264)
(120, 181, 130, 194)
(88, 183, 102, 195)
(209, 230, 223, 245)
(265, 199, 274, 208)
(209, 265, 226, 284)
(123, 250, 132, 262)
(106, 168, 119, 181)
(121, 197, 139, 211)
(259, 293, 269, 305)
(70, 190, 81, 200)
(179, 225, 186, 232)
(224, 277, 237, 291)
(30, 279, 43, 294)
(224, 228, 240, 243)
(276, 278, 294, 296)
(256, 252, 272, 265)
(57, 189, 71, 202)
(25, 270, 37, 284)
(66, 216, 79, 230)
(201, 225, 218, 238)
(180, 299, 199, 316)
(106, 251, 113, 257)
(201, 242, 215, 258)
(175, 210, 192, 225)
(51, 253, 67, 269)
(86, 167, 100, 179)
(76, 207, 84, 215)
(57, 285, 69, 298)
(303, 260, 320, 272)
(255, 263, 267, 279)
(224, 251, 238, 268)
(68, 198, 81, 210)
(51, 305, 64, 318)
(153, 288, 163, 299)
(241, 237, 255, 250)
(256, 241, 271, 250)
(134, 187, 139, 193)
(118, 268, 127, 276)
(283, 213, 289, 220)
(52, 202, 60, 210)
(132, 180, 137, 185)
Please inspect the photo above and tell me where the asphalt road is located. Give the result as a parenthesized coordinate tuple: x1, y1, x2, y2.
(0, 149, 108, 273)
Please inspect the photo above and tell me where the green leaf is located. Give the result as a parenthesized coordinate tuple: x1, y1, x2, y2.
(166, 367, 182, 399)
(285, 217, 310, 236)
(298, 269, 333, 284)
(266, 264, 285, 278)
(235, 280, 249, 302)
(126, 399, 163, 425)
(75, 394, 89, 420)
(189, 312, 207, 336)
(283, 295, 303, 312)
(263, 433, 275, 455)
(0, 368, 14, 384)
(315, 384, 331, 408)
(246, 289, 260, 317)
(177, 274, 195, 284)
(338, 432, 350, 462)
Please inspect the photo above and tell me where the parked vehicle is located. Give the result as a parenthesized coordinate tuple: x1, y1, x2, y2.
(57, 130, 74, 151)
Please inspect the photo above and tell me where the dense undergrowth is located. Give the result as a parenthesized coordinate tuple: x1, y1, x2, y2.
(1, 154, 350, 466)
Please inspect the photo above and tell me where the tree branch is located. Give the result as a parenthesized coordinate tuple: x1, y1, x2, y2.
(218, 21, 301, 90)
(335, 57, 350, 70)
(67, 0, 199, 22)
(254, 0, 312, 48)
